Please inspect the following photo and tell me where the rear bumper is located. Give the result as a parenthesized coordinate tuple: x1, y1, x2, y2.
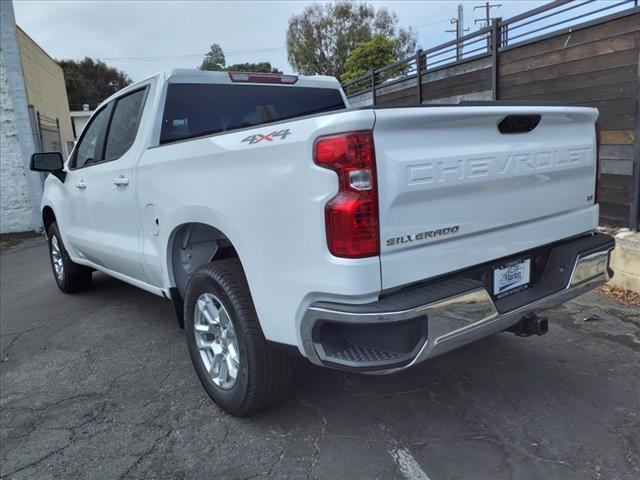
(300, 232, 614, 373)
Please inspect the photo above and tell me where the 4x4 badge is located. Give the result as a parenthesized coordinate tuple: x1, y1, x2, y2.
(242, 129, 291, 144)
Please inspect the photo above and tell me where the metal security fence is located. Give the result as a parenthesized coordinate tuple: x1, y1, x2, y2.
(36, 112, 63, 154)
(343, 0, 638, 99)
(342, 0, 640, 230)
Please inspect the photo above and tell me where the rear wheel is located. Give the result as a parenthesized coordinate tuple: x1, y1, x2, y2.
(184, 259, 293, 416)
(47, 222, 92, 293)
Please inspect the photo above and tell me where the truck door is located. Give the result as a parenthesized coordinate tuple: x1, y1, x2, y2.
(80, 87, 150, 282)
(61, 105, 113, 262)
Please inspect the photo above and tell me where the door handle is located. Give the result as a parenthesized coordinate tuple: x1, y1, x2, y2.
(113, 175, 129, 187)
(75, 181, 87, 190)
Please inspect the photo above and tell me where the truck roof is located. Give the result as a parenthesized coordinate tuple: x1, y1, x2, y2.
(165, 69, 341, 88)
(100, 69, 343, 108)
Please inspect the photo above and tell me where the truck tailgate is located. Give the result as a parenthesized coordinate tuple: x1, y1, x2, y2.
(373, 106, 599, 290)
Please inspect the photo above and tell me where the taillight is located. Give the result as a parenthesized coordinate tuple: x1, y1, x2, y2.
(313, 131, 379, 258)
(595, 123, 601, 204)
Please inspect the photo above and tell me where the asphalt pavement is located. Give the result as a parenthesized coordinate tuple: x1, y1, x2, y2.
(1, 237, 639, 480)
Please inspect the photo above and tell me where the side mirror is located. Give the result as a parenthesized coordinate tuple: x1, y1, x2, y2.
(30, 152, 64, 172)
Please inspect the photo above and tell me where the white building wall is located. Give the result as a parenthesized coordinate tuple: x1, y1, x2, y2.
(0, 51, 32, 232)
(70, 112, 92, 139)
(0, 0, 41, 233)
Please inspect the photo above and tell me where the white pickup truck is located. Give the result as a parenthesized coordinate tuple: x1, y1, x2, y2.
(32, 70, 614, 416)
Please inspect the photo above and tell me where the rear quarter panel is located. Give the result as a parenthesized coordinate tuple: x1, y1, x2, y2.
(137, 109, 380, 347)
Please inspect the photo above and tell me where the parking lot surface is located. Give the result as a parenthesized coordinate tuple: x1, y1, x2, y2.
(1, 237, 639, 480)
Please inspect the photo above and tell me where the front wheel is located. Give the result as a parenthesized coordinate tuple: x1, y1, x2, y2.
(184, 259, 293, 416)
(47, 222, 92, 293)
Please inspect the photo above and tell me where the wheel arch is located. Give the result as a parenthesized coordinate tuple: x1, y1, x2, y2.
(166, 222, 242, 327)
(42, 206, 56, 235)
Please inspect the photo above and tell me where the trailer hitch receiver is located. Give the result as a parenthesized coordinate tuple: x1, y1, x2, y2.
(508, 313, 548, 337)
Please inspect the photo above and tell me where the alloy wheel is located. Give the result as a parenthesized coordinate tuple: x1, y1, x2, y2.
(50, 235, 64, 282)
(193, 292, 240, 389)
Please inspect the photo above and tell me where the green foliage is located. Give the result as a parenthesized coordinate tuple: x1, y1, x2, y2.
(340, 36, 397, 83)
(58, 57, 132, 110)
(286, 1, 417, 79)
(200, 44, 226, 71)
(226, 62, 282, 74)
(199, 44, 281, 73)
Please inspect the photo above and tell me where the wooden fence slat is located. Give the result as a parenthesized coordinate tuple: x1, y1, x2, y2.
(598, 114, 637, 131)
(423, 90, 494, 104)
(500, 49, 638, 87)
(599, 173, 634, 204)
(500, 33, 638, 76)
(599, 202, 631, 226)
(421, 67, 492, 93)
(600, 130, 636, 145)
(599, 144, 635, 160)
(502, 80, 637, 104)
(600, 190, 634, 206)
(421, 75, 492, 101)
(422, 56, 492, 83)
(499, 65, 637, 98)
(375, 94, 417, 106)
(575, 98, 638, 117)
(499, 13, 640, 63)
(601, 159, 634, 176)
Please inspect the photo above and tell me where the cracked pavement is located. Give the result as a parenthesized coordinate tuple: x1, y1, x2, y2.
(1, 237, 639, 480)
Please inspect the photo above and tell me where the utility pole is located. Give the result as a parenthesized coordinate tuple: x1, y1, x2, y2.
(474, 2, 502, 51)
(445, 4, 469, 60)
(474, 1, 502, 28)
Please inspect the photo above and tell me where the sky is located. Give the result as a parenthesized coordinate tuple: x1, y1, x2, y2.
(11, 0, 624, 82)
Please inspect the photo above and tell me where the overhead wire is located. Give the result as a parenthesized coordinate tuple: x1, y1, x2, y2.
(94, 17, 452, 63)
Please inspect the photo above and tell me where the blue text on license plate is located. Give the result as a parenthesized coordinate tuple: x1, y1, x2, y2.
(493, 259, 531, 296)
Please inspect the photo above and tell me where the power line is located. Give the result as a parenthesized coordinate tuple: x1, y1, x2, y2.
(91, 18, 451, 64)
(414, 18, 452, 29)
(99, 45, 286, 62)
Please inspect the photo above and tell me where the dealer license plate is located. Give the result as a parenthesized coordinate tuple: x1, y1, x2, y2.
(493, 258, 531, 297)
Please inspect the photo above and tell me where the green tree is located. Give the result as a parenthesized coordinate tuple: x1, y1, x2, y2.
(200, 44, 226, 71)
(58, 57, 132, 110)
(199, 44, 281, 73)
(340, 35, 397, 83)
(286, 1, 417, 79)
(226, 62, 282, 74)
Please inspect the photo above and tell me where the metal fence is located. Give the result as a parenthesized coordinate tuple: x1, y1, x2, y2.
(36, 112, 63, 154)
(343, 0, 638, 100)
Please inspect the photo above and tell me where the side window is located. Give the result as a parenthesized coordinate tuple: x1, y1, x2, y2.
(104, 89, 147, 160)
(74, 107, 110, 168)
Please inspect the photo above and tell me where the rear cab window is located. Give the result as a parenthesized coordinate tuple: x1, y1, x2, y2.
(104, 88, 147, 160)
(160, 83, 345, 145)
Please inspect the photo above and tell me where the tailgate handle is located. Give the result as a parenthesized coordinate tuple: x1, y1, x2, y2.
(498, 114, 541, 134)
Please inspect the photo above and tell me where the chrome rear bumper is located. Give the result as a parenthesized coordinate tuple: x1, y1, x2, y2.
(301, 234, 614, 373)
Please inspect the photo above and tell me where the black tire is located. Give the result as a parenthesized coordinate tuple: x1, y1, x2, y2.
(47, 222, 92, 293)
(184, 259, 293, 416)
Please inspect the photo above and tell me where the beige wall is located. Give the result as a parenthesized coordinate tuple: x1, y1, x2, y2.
(609, 234, 640, 293)
(16, 26, 73, 156)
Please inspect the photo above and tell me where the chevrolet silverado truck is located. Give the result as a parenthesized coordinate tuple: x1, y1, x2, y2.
(31, 70, 614, 416)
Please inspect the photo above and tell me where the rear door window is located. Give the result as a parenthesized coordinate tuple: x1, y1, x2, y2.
(104, 88, 147, 160)
(160, 83, 345, 145)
